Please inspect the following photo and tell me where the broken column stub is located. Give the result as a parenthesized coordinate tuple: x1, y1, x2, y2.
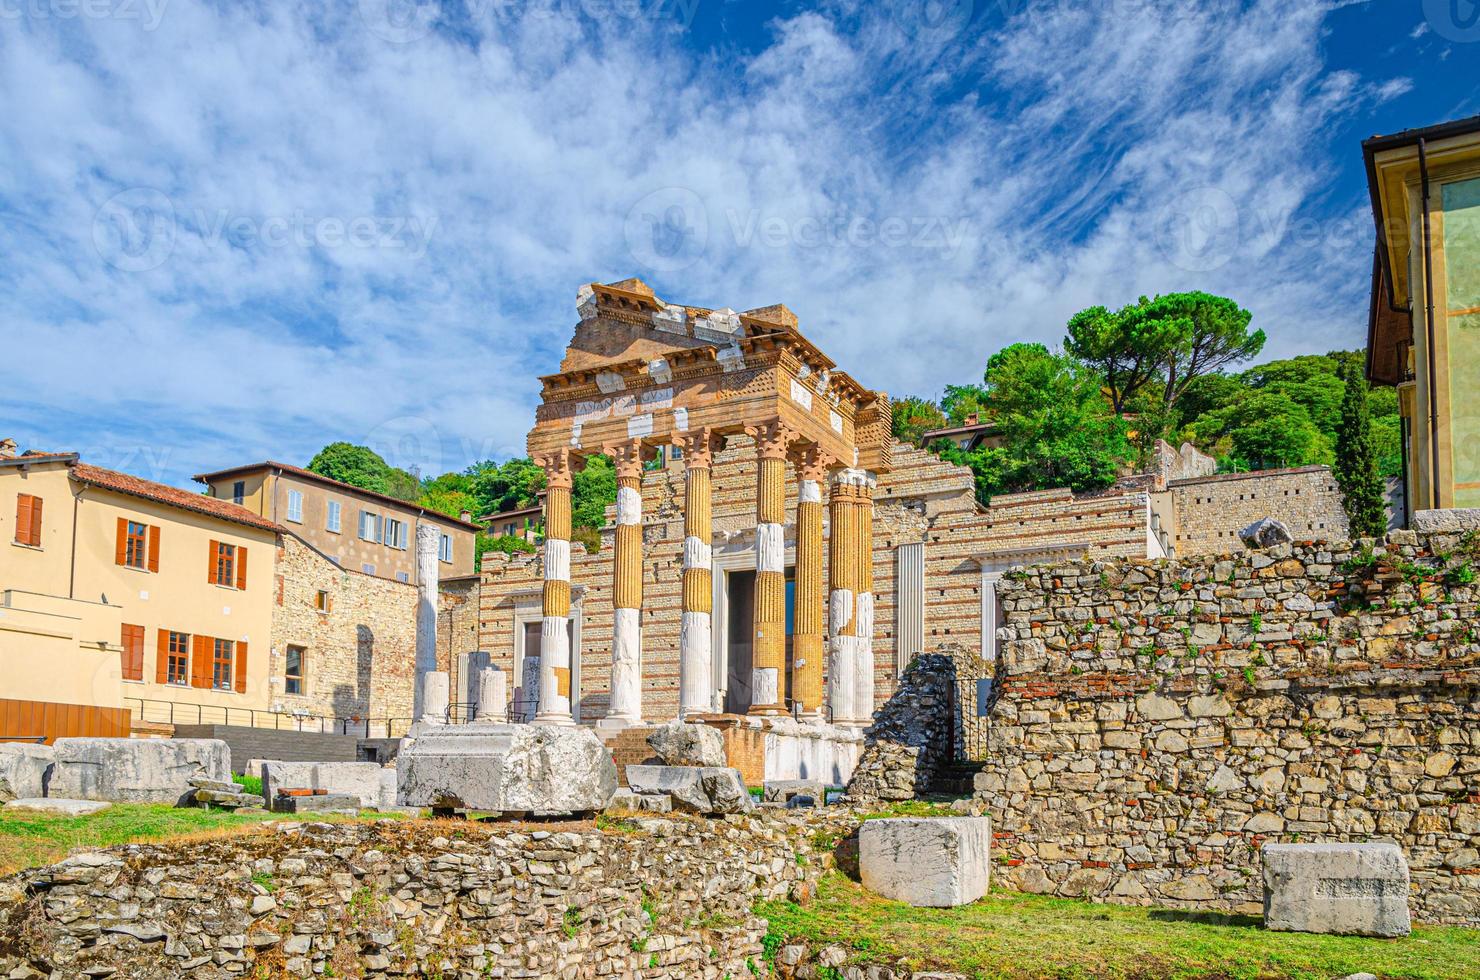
(624, 765, 753, 815)
(397, 723, 616, 814)
(859, 816, 991, 907)
(1262, 842, 1411, 937)
(645, 719, 726, 767)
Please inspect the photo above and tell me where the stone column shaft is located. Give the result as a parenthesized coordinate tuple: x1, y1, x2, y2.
(749, 421, 792, 715)
(853, 476, 876, 725)
(606, 440, 647, 725)
(534, 451, 575, 726)
(679, 430, 721, 717)
(413, 522, 441, 724)
(792, 448, 829, 719)
(827, 478, 858, 724)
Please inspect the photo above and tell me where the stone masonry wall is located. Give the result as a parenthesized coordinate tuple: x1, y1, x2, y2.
(974, 530, 1480, 925)
(478, 440, 1152, 723)
(0, 814, 832, 979)
(1167, 465, 1349, 557)
(270, 534, 417, 729)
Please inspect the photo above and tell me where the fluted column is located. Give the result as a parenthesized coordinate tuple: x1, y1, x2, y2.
(678, 429, 723, 717)
(853, 473, 877, 725)
(534, 450, 575, 726)
(827, 473, 858, 725)
(792, 446, 830, 720)
(747, 420, 793, 715)
(605, 439, 647, 726)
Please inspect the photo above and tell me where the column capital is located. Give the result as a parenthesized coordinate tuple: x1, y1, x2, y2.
(793, 444, 839, 484)
(745, 419, 798, 460)
(604, 439, 655, 481)
(535, 449, 575, 490)
(675, 428, 726, 470)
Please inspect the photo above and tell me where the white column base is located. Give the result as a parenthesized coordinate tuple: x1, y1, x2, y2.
(827, 634, 858, 726)
(607, 606, 643, 723)
(679, 610, 713, 717)
(533, 615, 574, 726)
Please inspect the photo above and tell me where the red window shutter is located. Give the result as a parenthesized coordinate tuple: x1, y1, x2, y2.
(14, 494, 31, 545)
(120, 624, 143, 681)
(27, 496, 42, 546)
(155, 629, 169, 684)
(207, 540, 219, 585)
(234, 641, 248, 694)
(147, 526, 160, 573)
(236, 546, 248, 590)
(191, 635, 210, 689)
(115, 517, 128, 565)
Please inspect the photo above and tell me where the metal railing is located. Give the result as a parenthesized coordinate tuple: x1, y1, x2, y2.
(126, 697, 415, 740)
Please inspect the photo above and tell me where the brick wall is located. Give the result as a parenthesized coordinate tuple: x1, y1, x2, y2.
(974, 529, 1480, 925)
(477, 440, 1152, 723)
(1167, 465, 1349, 556)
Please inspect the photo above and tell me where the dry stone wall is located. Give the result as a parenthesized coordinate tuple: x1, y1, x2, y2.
(974, 530, 1480, 925)
(0, 814, 838, 979)
(1165, 465, 1348, 557)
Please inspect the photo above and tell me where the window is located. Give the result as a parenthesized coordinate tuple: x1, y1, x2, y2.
(13, 493, 42, 546)
(326, 500, 341, 533)
(232, 480, 245, 505)
(212, 638, 234, 690)
(286, 489, 304, 523)
(385, 518, 406, 550)
(121, 520, 148, 569)
(314, 590, 331, 613)
(438, 532, 453, 563)
(504, 522, 515, 536)
(284, 645, 306, 695)
(361, 563, 376, 576)
(358, 510, 380, 542)
(396, 571, 409, 583)
(208, 540, 247, 588)
(163, 631, 189, 685)
(120, 623, 144, 681)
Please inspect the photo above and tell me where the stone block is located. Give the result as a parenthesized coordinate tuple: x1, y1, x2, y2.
(763, 779, 825, 804)
(48, 738, 230, 804)
(258, 761, 388, 809)
(859, 816, 991, 907)
(0, 744, 54, 802)
(607, 788, 672, 813)
(1262, 842, 1411, 937)
(4, 798, 111, 816)
(1240, 517, 1293, 549)
(646, 719, 727, 767)
(273, 793, 361, 814)
(397, 723, 616, 814)
(625, 765, 753, 814)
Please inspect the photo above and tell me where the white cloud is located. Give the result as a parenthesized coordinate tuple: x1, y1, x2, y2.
(0, 0, 1401, 483)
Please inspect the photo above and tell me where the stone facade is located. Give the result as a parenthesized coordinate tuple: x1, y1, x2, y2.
(269, 534, 418, 728)
(846, 652, 957, 801)
(1163, 465, 1349, 557)
(478, 440, 1155, 725)
(0, 813, 844, 978)
(972, 530, 1480, 925)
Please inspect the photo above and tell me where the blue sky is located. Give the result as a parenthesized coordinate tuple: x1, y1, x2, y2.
(0, 0, 1473, 488)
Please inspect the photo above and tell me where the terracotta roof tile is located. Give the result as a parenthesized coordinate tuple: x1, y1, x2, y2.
(70, 463, 283, 533)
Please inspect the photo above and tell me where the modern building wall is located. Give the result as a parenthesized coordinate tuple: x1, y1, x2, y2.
(0, 589, 125, 709)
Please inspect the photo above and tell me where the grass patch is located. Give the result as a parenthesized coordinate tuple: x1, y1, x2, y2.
(758, 872, 1479, 980)
(0, 803, 396, 876)
(232, 773, 263, 796)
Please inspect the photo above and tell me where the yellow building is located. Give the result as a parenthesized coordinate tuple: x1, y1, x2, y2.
(1365, 114, 1480, 523)
(0, 448, 282, 737)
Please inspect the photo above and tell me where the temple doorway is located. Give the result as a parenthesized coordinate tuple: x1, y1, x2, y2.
(722, 568, 795, 714)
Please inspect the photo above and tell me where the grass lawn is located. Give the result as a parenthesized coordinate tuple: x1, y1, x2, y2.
(759, 872, 1480, 980)
(0, 803, 392, 876)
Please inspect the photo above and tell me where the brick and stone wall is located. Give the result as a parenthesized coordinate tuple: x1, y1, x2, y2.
(0, 813, 839, 978)
(270, 535, 418, 727)
(478, 440, 1153, 723)
(1165, 465, 1349, 557)
(974, 529, 1480, 925)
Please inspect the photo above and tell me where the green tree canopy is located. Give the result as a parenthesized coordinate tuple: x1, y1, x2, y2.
(307, 442, 420, 501)
(1333, 357, 1389, 538)
(572, 454, 616, 530)
(891, 396, 948, 444)
(1065, 299, 1189, 414)
(940, 383, 988, 425)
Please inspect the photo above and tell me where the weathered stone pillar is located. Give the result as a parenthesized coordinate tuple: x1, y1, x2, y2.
(534, 450, 575, 726)
(473, 665, 507, 723)
(748, 420, 792, 715)
(854, 474, 877, 725)
(420, 670, 450, 727)
(605, 439, 647, 727)
(792, 447, 830, 720)
(827, 474, 858, 724)
(413, 522, 440, 724)
(678, 429, 723, 717)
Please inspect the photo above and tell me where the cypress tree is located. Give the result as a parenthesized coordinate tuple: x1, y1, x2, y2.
(1333, 358, 1388, 538)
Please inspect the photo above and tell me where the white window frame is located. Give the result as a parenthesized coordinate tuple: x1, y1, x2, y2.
(438, 532, 453, 563)
(326, 500, 341, 534)
(359, 510, 380, 542)
(286, 489, 303, 524)
(386, 518, 407, 550)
